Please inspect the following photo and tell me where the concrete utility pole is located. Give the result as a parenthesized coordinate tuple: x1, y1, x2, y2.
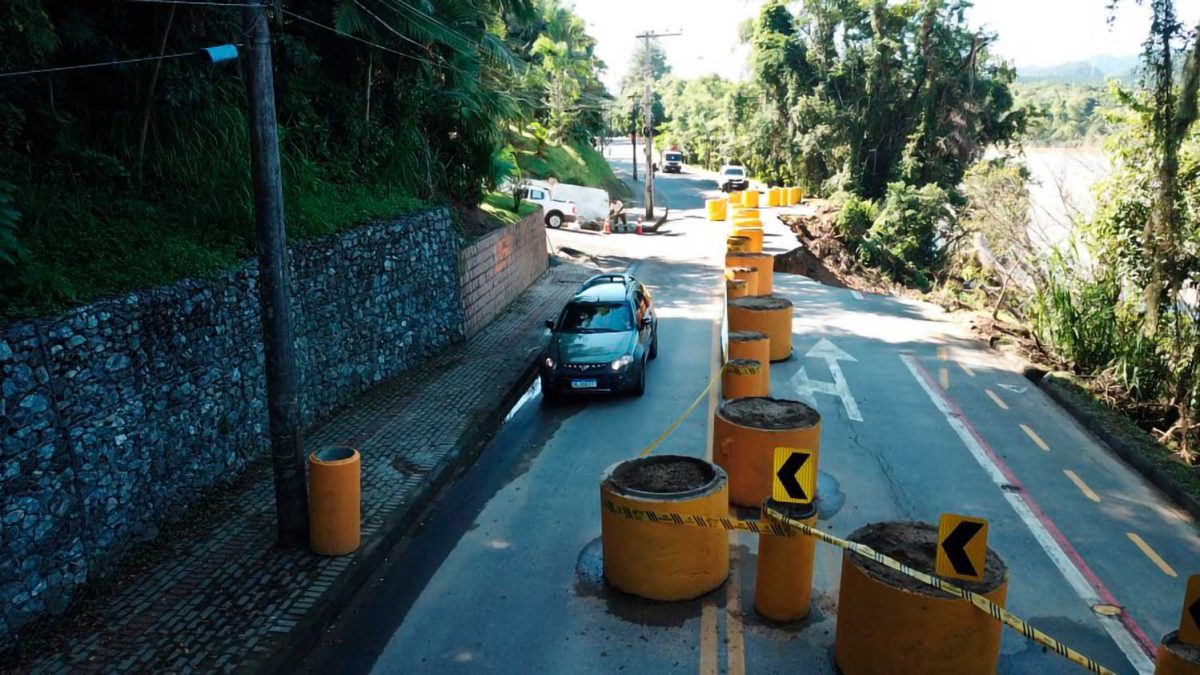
(242, 4, 309, 548)
(630, 100, 638, 182)
(635, 30, 681, 220)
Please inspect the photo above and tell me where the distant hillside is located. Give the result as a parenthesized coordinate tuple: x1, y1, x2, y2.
(1017, 55, 1140, 84)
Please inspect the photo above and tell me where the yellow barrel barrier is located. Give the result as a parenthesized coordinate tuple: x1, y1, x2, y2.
(727, 235, 753, 253)
(713, 397, 820, 507)
(734, 208, 760, 220)
(722, 359, 767, 400)
(789, 186, 803, 205)
(743, 190, 760, 208)
(728, 330, 770, 392)
(726, 278, 748, 300)
(755, 498, 819, 622)
(767, 187, 782, 207)
(728, 295, 793, 361)
(732, 215, 763, 229)
(731, 227, 763, 253)
(835, 521, 1008, 675)
(729, 190, 743, 207)
(600, 455, 730, 601)
(726, 266, 759, 296)
(706, 198, 728, 222)
(726, 252, 775, 296)
(308, 446, 362, 556)
(1156, 631, 1200, 674)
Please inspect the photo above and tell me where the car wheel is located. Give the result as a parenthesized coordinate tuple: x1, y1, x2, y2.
(632, 360, 646, 397)
(546, 211, 563, 229)
(649, 330, 658, 360)
(541, 378, 560, 403)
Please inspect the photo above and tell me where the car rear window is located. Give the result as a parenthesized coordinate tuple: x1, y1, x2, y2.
(665, 153, 682, 161)
(558, 303, 633, 332)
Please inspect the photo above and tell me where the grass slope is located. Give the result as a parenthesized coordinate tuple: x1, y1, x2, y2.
(511, 133, 630, 199)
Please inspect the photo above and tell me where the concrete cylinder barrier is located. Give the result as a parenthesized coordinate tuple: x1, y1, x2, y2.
(308, 446, 362, 556)
(732, 216, 763, 229)
(722, 359, 768, 400)
(835, 521, 1009, 675)
(600, 455, 730, 601)
(767, 187, 782, 207)
(743, 190, 760, 208)
(726, 266, 758, 296)
(734, 208, 760, 220)
(726, 252, 775, 296)
(731, 228, 763, 253)
(728, 295, 793, 361)
(727, 235, 753, 253)
(727, 278, 748, 300)
(789, 187, 803, 205)
(712, 397, 820, 507)
(755, 498, 818, 622)
(1156, 631, 1200, 674)
(728, 331, 770, 393)
(729, 191, 743, 207)
(707, 198, 728, 222)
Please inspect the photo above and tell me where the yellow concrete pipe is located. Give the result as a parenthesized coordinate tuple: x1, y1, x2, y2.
(706, 198, 728, 222)
(729, 190, 743, 207)
(728, 331, 770, 393)
(731, 228, 763, 253)
(789, 187, 803, 205)
(731, 216, 763, 229)
(734, 208, 760, 220)
(1156, 632, 1200, 674)
(728, 295, 793, 360)
(755, 498, 818, 622)
(767, 187, 782, 207)
(835, 522, 1009, 675)
(743, 190, 760, 208)
(726, 278, 749, 300)
(712, 397, 820, 507)
(600, 455, 730, 601)
(308, 446, 361, 556)
(726, 266, 759, 297)
(722, 359, 768, 400)
(726, 252, 774, 296)
(727, 236, 753, 253)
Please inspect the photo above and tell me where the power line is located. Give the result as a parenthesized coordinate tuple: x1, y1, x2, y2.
(0, 50, 201, 80)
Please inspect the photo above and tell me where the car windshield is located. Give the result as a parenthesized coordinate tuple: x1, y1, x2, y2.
(558, 302, 633, 333)
(724, 167, 745, 176)
(665, 153, 682, 161)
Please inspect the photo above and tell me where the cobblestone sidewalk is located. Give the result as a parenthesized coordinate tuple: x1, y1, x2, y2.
(5, 260, 595, 674)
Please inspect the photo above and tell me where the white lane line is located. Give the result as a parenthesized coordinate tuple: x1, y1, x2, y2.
(900, 353, 1157, 674)
(851, 290, 865, 300)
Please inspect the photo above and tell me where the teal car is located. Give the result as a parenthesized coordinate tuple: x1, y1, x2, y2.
(540, 274, 658, 398)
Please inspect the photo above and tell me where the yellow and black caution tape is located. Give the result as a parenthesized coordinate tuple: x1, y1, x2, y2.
(637, 365, 725, 458)
(602, 500, 1115, 675)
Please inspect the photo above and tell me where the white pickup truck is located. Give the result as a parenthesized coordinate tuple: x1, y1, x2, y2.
(524, 180, 611, 227)
(515, 184, 577, 229)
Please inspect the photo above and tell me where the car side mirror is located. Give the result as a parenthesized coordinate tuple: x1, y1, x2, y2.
(545, 319, 555, 330)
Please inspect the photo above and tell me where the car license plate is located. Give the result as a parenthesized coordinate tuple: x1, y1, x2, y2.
(571, 379, 597, 390)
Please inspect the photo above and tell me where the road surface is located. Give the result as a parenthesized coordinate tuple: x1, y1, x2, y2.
(301, 141, 1199, 675)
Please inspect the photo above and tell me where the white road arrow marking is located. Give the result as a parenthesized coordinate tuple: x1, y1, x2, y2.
(998, 384, 1028, 394)
(789, 338, 863, 422)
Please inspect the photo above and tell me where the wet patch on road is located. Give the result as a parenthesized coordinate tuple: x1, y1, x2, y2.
(816, 471, 846, 520)
(573, 537, 716, 628)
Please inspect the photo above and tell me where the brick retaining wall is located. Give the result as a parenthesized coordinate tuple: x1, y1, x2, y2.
(460, 211, 548, 336)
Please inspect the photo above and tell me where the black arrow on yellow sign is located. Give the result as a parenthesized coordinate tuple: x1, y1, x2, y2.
(941, 521, 984, 578)
(772, 447, 817, 505)
(1181, 575, 1200, 646)
(776, 453, 809, 501)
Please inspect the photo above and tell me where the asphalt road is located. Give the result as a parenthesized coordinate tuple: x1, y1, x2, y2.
(302, 142, 1200, 675)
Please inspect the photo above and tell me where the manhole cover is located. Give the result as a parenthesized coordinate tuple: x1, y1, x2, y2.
(1092, 604, 1123, 617)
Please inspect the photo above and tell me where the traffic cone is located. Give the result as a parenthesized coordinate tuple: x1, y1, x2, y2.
(602, 218, 611, 235)
(636, 217, 644, 235)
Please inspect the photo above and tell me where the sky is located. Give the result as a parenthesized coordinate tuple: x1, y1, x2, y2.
(571, 0, 1200, 92)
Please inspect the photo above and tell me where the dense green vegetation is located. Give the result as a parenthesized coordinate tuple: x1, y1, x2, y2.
(0, 0, 614, 319)
(1012, 82, 1119, 145)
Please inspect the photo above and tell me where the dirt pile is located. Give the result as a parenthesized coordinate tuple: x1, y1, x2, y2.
(775, 201, 903, 296)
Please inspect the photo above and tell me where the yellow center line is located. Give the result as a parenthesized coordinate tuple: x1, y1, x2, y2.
(960, 362, 976, 377)
(699, 601, 718, 675)
(985, 389, 1009, 410)
(725, 529, 746, 675)
(938, 346, 949, 361)
(939, 367, 950, 390)
(1063, 470, 1101, 503)
(1020, 424, 1050, 452)
(1126, 532, 1178, 577)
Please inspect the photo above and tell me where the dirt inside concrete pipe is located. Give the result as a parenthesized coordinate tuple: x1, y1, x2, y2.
(728, 331, 767, 343)
(721, 397, 819, 430)
(611, 456, 716, 494)
(729, 267, 756, 275)
(726, 358, 759, 369)
(1162, 632, 1200, 665)
(730, 296, 792, 312)
(848, 521, 1007, 598)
